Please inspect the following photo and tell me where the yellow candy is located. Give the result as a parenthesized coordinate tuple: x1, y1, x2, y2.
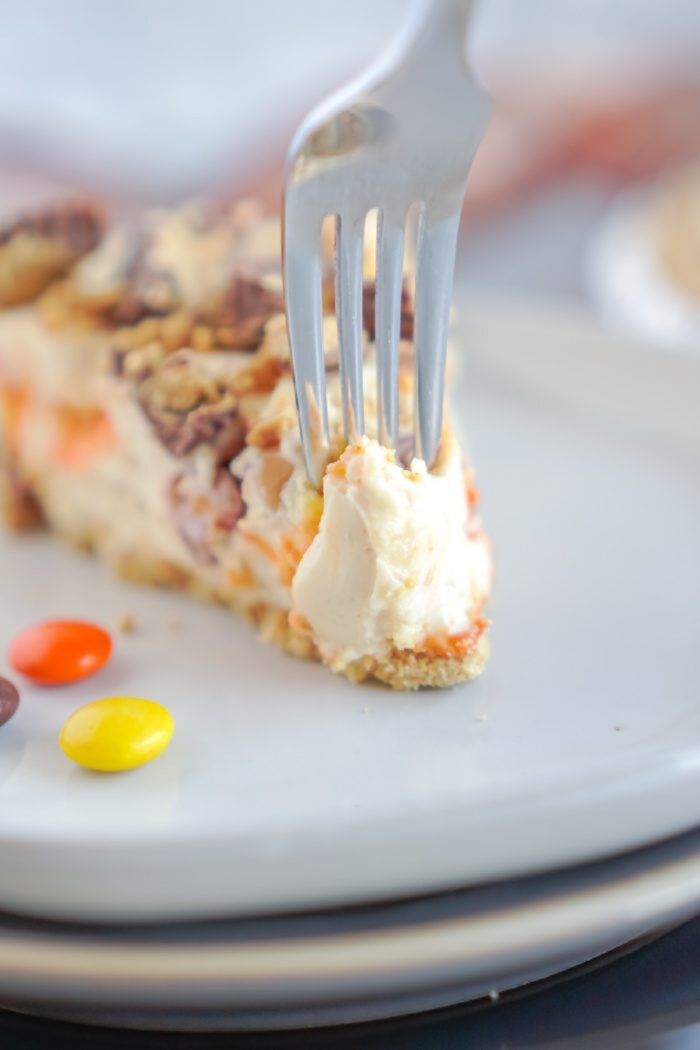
(60, 697, 174, 772)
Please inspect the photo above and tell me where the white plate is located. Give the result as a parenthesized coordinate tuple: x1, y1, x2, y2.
(587, 186, 700, 353)
(0, 300, 699, 922)
(3, 826, 700, 1030)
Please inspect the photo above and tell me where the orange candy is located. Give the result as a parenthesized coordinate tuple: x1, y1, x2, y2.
(8, 620, 112, 686)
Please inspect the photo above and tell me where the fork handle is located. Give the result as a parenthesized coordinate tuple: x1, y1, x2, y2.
(413, 0, 476, 48)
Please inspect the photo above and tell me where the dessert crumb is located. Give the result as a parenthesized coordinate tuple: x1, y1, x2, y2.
(362, 706, 369, 715)
(115, 613, 136, 635)
(477, 713, 488, 722)
(614, 725, 623, 732)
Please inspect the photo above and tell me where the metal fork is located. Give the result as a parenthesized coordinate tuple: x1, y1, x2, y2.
(283, 0, 488, 483)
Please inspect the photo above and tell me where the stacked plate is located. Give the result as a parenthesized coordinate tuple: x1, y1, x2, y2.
(588, 180, 700, 353)
(1, 302, 699, 1030)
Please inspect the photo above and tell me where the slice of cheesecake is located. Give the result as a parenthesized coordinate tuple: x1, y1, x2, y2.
(0, 198, 491, 689)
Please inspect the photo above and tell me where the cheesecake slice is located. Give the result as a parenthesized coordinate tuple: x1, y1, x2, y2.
(0, 198, 491, 689)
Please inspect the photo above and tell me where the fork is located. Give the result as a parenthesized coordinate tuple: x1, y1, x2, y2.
(283, 0, 489, 484)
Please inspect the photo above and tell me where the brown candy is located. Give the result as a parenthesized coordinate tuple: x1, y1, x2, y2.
(0, 200, 103, 252)
(362, 280, 414, 341)
(213, 276, 285, 349)
(0, 676, 19, 727)
(0, 200, 104, 307)
(169, 468, 245, 564)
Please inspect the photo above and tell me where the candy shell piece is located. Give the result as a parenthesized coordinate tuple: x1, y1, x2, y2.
(60, 697, 174, 772)
(9, 620, 112, 686)
(0, 676, 19, 727)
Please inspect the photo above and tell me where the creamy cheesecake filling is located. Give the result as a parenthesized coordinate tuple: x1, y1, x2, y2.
(292, 438, 490, 667)
(0, 309, 106, 408)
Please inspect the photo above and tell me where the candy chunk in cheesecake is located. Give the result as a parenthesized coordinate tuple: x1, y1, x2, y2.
(292, 437, 491, 687)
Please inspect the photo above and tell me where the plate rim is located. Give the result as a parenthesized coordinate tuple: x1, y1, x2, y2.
(3, 826, 700, 1023)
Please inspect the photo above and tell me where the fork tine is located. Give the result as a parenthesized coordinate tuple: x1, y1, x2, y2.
(413, 208, 461, 467)
(334, 212, 365, 442)
(283, 201, 328, 483)
(375, 208, 405, 450)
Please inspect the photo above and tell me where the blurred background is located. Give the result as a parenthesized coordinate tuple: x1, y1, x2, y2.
(1, 0, 700, 350)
